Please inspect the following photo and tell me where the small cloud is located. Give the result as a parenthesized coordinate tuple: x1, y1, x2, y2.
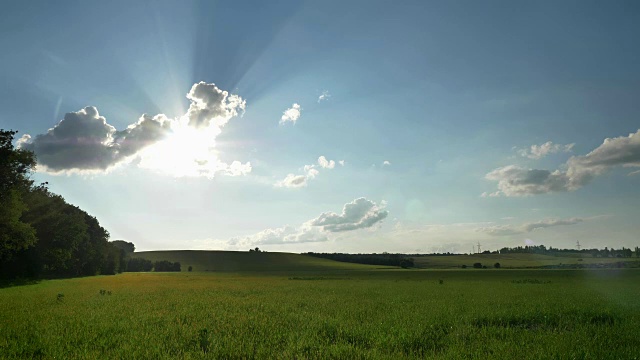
(280, 103, 302, 125)
(318, 156, 335, 169)
(276, 174, 309, 188)
(317, 90, 331, 103)
(338, 160, 345, 166)
(382, 160, 391, 166)
(517, 141, 574, 159)
(276, 156, 338, 188)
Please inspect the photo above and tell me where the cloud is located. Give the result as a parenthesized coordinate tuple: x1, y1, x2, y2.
(229, 224, 328, 247)
(518, 141, 574, 159)
(383, 160, 391, 166)
(486, 129, 640, 196)
(476, 217, 584, 236)
(185, 82, 246, 128)
(317, 155, 335, 169)
(280, 103, 302, 125)
(230, 197, 388, 246)
(485, 165, 572, 196)
(19, 107, 121, 173)
(276, 156, 338, 188)
(18, 82, 249, 177)
(310, 197, 389, 232)
(276, 174, 310, 188)
(339, 160, 345, 166)
(317, 90, 331, 103)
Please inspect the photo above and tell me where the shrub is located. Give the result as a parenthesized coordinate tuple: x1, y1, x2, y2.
(153, 260, 181, 272)
(494, 262, 501, 269)
(399, 258, 414, 268)
(461, 264, 467, 269)
(188, 266, 193, 272)
(473, 262, 482, 269)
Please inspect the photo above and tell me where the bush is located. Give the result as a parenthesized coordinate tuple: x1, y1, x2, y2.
(461, 264, 467, 269)
(188, 266, 193, 272)
(494, 262, 501, 269)
(399, 258, 414, 268)
(153, 260, 181, 272)
(473, 262, 482, 269)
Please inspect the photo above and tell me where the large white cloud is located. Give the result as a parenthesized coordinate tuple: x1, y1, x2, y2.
(18, 82, 249, 177)
(279, 103, 301, 125)
(486, 130, 640, 196)
(476, 217, 584, 236)
(229, 197, 388, 246)
(518, 141, 574, 159)
(310, 197, 389, 232)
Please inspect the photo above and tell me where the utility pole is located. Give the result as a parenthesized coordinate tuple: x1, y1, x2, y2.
(576, 240, 581, 251)
(477, 241, 482, 254)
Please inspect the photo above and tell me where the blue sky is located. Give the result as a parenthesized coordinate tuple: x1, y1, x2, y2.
(1, 0, 639, 252)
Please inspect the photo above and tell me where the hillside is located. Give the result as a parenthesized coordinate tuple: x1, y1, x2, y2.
(133, 250, 384, 272)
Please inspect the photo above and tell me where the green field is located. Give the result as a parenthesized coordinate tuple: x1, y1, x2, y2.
(1, 253, 640, 359)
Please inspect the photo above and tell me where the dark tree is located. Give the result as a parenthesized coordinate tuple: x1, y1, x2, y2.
(494, 262, 501, 269)
(126, 258, 153, 272)
(473, 262, 483, 269)
(188, 266, 193, 272)
(111, 240, 135, 254)
(0, 130, 37, 267)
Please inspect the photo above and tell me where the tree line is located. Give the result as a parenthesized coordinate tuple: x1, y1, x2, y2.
(495, 245, 639, 258)
(1, 129, 128, 279)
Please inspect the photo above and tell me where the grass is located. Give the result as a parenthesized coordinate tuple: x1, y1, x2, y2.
(1, 267, 639, 359)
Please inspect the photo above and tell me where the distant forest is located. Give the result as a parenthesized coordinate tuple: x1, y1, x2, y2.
(0, 129, 128, 279)
(493, 245, 639, 258)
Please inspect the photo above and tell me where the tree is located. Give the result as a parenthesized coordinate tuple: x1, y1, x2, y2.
(0, 130, 37, 269)
(188, 266, 193, 272)
(473, 262, 483, 269)
(111, 240, 135, 254)
(494, 262, 501, 269)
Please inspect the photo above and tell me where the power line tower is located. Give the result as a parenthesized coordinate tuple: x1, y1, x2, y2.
(477, 241, 482, 254)
(576, 240, 582, 251)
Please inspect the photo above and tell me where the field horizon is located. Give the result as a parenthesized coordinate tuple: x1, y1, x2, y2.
(132, 250, 640, 272)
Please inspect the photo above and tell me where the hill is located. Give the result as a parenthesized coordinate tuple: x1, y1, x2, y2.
(133, 250, 384, 272)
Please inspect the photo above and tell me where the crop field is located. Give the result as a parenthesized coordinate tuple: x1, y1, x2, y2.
(1, 261, 639, 359)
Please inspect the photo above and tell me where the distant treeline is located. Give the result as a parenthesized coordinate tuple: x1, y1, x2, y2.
(494, 245, 639, 258)
(1, 130, 129, 279)
(306, 252, 415, 268)
(125, 258, 181, 272)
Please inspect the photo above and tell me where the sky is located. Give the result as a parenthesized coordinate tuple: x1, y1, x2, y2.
(1, 0, 639, 253)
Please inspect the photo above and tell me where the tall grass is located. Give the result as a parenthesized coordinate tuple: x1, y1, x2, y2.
(1, 269, 639, 359)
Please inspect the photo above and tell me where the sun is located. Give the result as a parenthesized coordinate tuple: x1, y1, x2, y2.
(137, 118, 224, 178)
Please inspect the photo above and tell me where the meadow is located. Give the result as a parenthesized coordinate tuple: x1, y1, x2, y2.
(1, 253, 639, 359)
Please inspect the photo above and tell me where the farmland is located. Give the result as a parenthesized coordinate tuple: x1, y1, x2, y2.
(1, 253, 639, 359)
